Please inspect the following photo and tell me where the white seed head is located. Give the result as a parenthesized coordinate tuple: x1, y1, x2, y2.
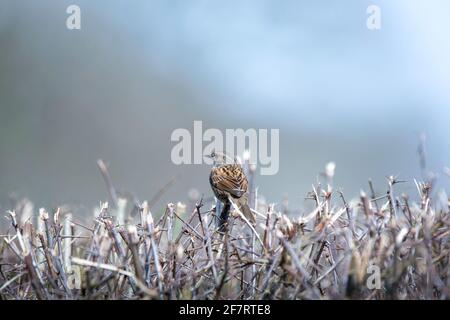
(325, 162, 336, 178)
(39, 208, 49, 221)
(127, 225, 139, 244)
(101, 202, 109, 212)
(176, 202, 187, 216)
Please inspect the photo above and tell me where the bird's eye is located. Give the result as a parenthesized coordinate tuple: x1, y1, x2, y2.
(211, 152, 215, 158)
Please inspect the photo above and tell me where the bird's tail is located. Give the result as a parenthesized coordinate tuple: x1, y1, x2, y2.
(218, 196, 256, 232)
(229, 195, 256, 225)
(240, 202, 255, 224)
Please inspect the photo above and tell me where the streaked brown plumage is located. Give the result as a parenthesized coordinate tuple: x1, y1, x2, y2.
(208, 151, 255, 231)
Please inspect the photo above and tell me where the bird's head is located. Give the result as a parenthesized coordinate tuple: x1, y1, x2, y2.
(206, 150, 235, 166)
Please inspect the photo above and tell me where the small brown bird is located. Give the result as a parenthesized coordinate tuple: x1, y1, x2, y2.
(208, 151, 255, 231)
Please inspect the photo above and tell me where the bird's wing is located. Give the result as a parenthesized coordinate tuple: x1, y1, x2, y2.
(210, 165, 248, 198)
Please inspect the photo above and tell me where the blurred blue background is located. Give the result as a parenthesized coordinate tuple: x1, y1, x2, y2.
(1, 0, 449, 212)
